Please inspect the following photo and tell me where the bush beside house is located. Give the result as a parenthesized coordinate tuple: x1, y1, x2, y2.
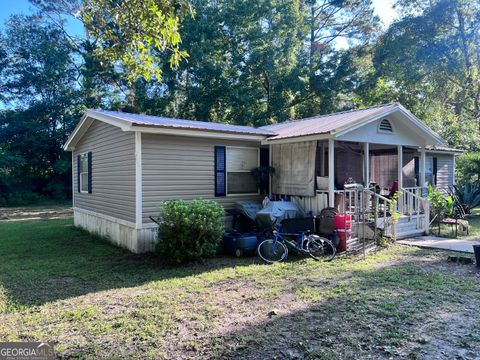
(456, 153, 480, 184)
(155, 199, 225, 263)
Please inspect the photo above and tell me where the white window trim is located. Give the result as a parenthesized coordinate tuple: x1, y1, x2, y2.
(377, 118, 395, 134)
(79, 152, 89, 194)
(225, 146, 260, 197)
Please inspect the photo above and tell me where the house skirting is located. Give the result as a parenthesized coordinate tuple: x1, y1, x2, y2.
(74, 208, 157, 253)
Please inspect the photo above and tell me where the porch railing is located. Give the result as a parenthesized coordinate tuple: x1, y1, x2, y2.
(391, 187, 430, 234)
(335, 187, 430, 236)
(302, 186, 431, 236)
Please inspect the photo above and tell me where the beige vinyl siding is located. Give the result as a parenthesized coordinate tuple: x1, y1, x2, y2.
(142, 134, 262, 223)
(73, 119, 136, 223)
(435, 154, 454, 189)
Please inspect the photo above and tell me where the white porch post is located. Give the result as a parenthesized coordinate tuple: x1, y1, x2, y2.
(397, 145, 403, 189)
(364, 142, 370, 186)
(328, 138, 335, 207)
(420, 147, 426, 187)
(397, 145, 404, 213)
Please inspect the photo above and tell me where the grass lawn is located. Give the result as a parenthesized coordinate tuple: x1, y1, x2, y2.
(1, 219, 480, 359)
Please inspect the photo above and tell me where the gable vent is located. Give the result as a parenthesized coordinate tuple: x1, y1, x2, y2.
(379, 119, 393, 133)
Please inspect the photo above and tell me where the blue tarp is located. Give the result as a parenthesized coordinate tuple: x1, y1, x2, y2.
(255, 201, 305, 228)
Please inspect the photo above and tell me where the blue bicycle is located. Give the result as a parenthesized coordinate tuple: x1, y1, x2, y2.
(257, 224, 336, 264)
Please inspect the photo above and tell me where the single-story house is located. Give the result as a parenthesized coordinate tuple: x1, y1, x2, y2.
(64, 102, 462, 253)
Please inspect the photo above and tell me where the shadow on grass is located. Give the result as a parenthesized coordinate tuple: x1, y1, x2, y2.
(205, 253, 480, 360)
(0, 218, 262, 308)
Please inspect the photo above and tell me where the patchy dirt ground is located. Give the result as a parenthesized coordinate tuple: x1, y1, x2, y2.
(1, 219, 480, 359)
(0, 205, 72, 222)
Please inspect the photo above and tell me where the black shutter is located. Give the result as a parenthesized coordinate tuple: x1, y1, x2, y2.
(414, 156, 419, 186)
(260, 147, 270, 194)
(87, 152, 92, 193)
(214, 146, 226, 196)
(77, 154, 81, 193)
(433, 157, 437, 185)
(260, 148, 269, 167)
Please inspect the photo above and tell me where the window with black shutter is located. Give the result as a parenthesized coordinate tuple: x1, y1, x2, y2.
(214, 146, 260, 196)
(77, 155, 81, 193)
(214, 146, 226, 196)
(87, 151, 93, 193)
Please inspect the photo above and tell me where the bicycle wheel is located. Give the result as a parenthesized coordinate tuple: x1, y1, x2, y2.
(306, 235, 336, 261)
(257, 239, 288, 264)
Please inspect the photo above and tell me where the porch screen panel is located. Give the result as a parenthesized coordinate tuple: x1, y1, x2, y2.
(271, 141, 316, 196)
(370, 151, 397, 189)
(335, 147, 363, 187)
(402, 151, 416, 187)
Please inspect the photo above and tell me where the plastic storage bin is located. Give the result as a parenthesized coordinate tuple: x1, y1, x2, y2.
(223, 232, 259, 257)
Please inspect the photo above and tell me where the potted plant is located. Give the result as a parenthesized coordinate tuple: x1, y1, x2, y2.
(426, 185, 454, 235)
(251, 166, 275, 195)
(389, 191, 402, 242)
(390, 191, 402, 224)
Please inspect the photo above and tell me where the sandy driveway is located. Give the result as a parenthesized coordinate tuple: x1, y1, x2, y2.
(0, 205, 73, 223)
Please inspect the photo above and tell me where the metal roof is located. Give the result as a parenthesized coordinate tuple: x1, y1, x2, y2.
(91, 110, 275, 136)
(82, 103, 444, 145)
(425, 145, 465, 153)
(260, 103, 398, 140)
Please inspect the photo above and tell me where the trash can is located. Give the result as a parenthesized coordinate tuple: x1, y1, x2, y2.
(473, 245, 480, 268)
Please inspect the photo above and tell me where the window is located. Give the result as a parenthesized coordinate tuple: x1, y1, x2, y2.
(226, 147, 259, 195)
(79, 153, 89, 193)
(414, 156, 437, 186)
(378, 119, 393, 133)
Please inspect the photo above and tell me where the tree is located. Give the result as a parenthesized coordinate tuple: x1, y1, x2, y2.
(456, 153, 480, 184)
(148, 0, 378, 126)
(358, 0, 480, 150)
(30, 0, 193, 83)
(0, 15, 83, 204)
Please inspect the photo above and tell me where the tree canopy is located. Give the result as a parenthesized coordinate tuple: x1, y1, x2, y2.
(357, 0, 480, 150)
(31, 0, 193, 83)
(0, 0, 478, 204)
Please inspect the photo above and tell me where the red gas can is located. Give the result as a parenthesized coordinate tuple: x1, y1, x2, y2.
(333, 214, 351, 230)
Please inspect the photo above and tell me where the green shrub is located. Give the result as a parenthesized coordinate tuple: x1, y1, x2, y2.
(426, 185, 453, 223)
(155, 199, 225, 263)
(0, 191, 47, 207)
(453, 182, 480, 213)
(456, 153, 480, 184)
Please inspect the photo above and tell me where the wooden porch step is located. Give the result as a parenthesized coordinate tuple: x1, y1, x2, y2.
(345, 237, 378, 254)
(376, 215, 425, 230)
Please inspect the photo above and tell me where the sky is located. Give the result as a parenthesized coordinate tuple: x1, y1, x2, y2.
(0, 0, 84, 37)
(372, 0, 398, 27)
(0, 0, 399, 37)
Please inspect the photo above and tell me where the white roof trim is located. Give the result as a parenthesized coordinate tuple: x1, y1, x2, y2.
(397, 104, 445, 145)
(63, 110, 133, 150)
(131, 125, 267, 141)
(333, 105, 445, 145)
(63, 110, 266, 150)
(332, 107, 399, 136)
(425, 150, 462, 155)
(63, 115, 91, 151)
(64, 105, 446, 151)
(261, 133, 331, 145)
